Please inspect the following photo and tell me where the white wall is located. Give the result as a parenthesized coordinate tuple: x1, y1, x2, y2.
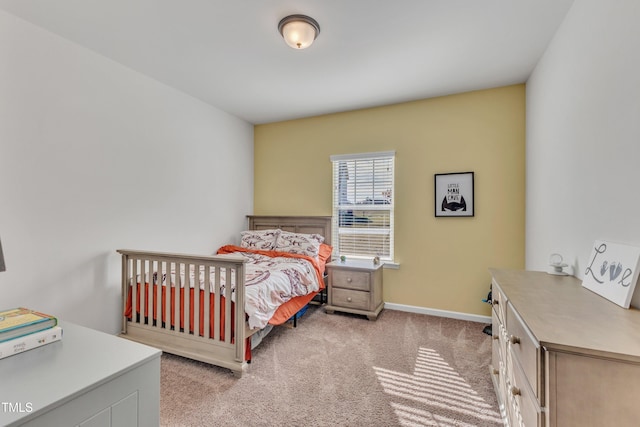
(526, 1, 640, 277)
(0, 11, 254, 334)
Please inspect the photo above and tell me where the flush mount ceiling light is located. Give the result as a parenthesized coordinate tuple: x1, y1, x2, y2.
(278, 14, 320, 49)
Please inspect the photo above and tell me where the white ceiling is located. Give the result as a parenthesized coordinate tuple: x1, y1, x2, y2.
(0, 0, 575, 124)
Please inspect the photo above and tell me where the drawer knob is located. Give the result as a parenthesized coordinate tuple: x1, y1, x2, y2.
(511, 386, 521, 396)
(347, 297, 352, 302)
(492, 334, 499, 340)
(347, 277, 353, 283)
(492, 299, 499, 305)
(510, 335, 520, 345)
(492, 368, 499, 375)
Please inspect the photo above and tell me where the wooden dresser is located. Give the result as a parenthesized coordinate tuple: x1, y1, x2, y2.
(325, 260, 383, 320)
(490, 269, 640, 427)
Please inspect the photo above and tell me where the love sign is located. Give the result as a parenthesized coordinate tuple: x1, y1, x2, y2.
(582, 240, 640, 308)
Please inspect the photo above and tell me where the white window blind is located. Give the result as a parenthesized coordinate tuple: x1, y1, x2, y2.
(331, 151, 395, 261)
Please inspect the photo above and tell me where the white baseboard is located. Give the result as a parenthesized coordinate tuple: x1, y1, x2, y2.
(384, 302, 491, 324)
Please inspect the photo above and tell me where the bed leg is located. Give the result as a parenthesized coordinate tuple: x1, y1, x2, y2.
(232, 364, 248, 378)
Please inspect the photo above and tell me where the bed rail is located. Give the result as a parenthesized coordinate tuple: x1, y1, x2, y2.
(117, 249, 247, 376)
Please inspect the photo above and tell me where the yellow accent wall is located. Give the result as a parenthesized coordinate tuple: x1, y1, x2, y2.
(254, 85, 525, 317)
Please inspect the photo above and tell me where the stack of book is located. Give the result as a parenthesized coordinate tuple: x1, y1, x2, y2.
(0, 307, 62, 360)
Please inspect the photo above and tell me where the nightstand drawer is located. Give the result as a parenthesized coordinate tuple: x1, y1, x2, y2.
(332, 269, 370, 291)
(331, 288, 370, 311)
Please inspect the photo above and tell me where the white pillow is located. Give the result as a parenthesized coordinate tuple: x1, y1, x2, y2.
(275, 231, 324, 258)
(240, 229, 281, 250)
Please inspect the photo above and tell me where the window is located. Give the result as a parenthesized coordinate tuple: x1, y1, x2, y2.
(331, 151, 395, 262)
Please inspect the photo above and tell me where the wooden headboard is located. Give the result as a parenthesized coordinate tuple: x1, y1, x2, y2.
(247, 215, 332, 246)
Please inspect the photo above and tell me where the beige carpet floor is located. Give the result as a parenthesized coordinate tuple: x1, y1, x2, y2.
(160, 305, 503, 427)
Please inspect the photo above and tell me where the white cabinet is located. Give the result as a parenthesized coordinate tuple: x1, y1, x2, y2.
(0, 321, 161, 427)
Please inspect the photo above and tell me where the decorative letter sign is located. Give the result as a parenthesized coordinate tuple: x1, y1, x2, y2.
(582, 240, 640, 308)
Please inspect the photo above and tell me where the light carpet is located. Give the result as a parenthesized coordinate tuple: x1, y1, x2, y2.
(160, 305, 502, 427)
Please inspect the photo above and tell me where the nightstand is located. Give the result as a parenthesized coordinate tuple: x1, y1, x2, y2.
(325, 259, 383, 320)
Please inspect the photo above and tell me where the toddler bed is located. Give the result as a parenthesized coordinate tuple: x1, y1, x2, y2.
(118, 215, 332, 377)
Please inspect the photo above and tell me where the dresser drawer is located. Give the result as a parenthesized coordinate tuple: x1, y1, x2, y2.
(332, 269, 371, 291)
(491, 279, 507, 325)
(491, 311, 501, 374)
(511, 356, 543, 427)
(506, 301, 541, 402)
(331, 288, 370, 311)
(490, 312, 505, 408)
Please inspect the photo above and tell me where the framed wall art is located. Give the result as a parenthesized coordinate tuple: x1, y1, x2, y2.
(435, 172, 474, 217)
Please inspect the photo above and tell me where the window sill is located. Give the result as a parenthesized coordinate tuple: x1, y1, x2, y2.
(382, 262, 400, 270)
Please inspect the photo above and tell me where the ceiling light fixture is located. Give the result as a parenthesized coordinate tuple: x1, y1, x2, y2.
(278, 14, 320, 49)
